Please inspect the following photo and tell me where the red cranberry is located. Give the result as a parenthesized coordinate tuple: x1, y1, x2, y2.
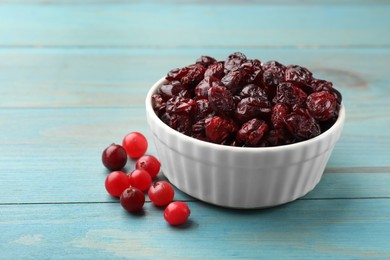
(208, 86, 235, 116)
(148, 181, 175, 207)
(284, 109, 321, 140)
(273, 82, 307, 108)
(159, 80, 189, 101)
(236, 119, 269, 146)
(224, 52, 247, 72)
(136, 155, 161, 178)
(196, 55, 217, 67)
(240, 59, 263, 85)
(195, 76, 221, 99)
(285, 65, 313, 86)
(205, 116, 238, 144)
(166, 64, 206, 88)
(164, 201, 191, 226)
(235, 97, 271, 122)
(105, 171, 131, 197)
(306, 91, 338, 121)
(122, 132, 148, 159)
(120, 187, 145, 213)
(204, 62, 224, 79)
(271, 103, 289, 129)
(221, 68, 243, 94)
(128, 169, 152, 192)
(102, 143, 127, 171)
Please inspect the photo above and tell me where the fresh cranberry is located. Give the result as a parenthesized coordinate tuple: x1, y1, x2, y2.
(102, 143, 127, 171)
(208, 86, 235, 116)
(136, 155, 161, 178)
(236, 119, 269, 146)
(306, 91, 338, 121)
(120, 187, 145, 213)
(164, 201, 191, 226)
(148, 181, 175, 207)
(205, 116, 238, 144)
(128, 169, 152, 192)
(122, 132, 148, 159)
(105, 171, 131, 197)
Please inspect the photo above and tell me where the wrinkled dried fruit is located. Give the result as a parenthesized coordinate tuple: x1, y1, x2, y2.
(154, 53, 342, 146)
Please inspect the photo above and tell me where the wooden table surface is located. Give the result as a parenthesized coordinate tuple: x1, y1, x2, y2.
(1, 1, 390, 259)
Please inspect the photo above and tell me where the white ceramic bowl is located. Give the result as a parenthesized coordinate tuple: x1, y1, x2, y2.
(146, 77, 345, 209)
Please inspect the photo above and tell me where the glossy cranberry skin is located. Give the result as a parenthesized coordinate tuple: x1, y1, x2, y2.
(221, 69, 243, 94)
(240, 59, 263, 85)
(148, 181, 175, 207)
(306, 91, 338, 121)
(195, 76, 221, 99)
(122, 132, 148, 159)
(271, 103, 289, 129)
(205, 116, 238, 144)
(128, 169, 152, 192)
(105, 171, 131, 197)
(164, 201, 191, 226)
(262, 60, 286, 89)
(159, 80, 189, 101)
(102, 143, 127, 171)
(136, 155, 161, 178)
(120, 187, 145, 213)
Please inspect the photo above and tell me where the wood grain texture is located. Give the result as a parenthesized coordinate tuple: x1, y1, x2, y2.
(0, 2, 389, 47)
(1, 200, 390, 259)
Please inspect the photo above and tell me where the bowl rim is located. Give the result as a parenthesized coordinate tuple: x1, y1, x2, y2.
(146, 77, 345, 153)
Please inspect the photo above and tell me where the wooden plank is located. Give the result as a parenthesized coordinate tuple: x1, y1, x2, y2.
(0, 48, 389, 108)
(1, 200, 390, 259)
(0, 3, 389, 47)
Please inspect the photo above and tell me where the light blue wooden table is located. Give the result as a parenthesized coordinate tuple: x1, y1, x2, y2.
(1, 1, 390, 259)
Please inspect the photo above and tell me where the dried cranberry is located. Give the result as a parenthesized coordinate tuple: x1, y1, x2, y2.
(165, 96, 196, 115)
(306, 91, 337, 121)
(271, 103, 289, 129)
(194, 98, 213, 122)
(224, 52, 247, 72)
(262, 61, 286, 91)
(204, 62, 224, 79)
(284, 109, 321, 140)
(208, 86, 235, 116)
(263, 128, 293, 147)
(159, 80, 189, 100)
(239, 84, 268, 100)
(235, 97, 272, 122)
(221, 68, 243, 94)
(196, 56, 217, 67)
(236, 119, 269, 146)
(273, 82, 307, 108)
(195, 76, 221, 99)
(240, 59, 263, 85)
(151, 94, 166, 116)
(205, 116, 238, 144)
(161, 112, 192, 134)
(311, 78, 342, 104)
(285, 65, 313, 86)
(166, 64, 206, 88)
(262, 60, 286, 72)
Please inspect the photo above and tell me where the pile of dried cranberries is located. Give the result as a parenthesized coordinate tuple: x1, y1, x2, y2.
(102, 132, 190, 226)
(152, 52, 342, 147)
